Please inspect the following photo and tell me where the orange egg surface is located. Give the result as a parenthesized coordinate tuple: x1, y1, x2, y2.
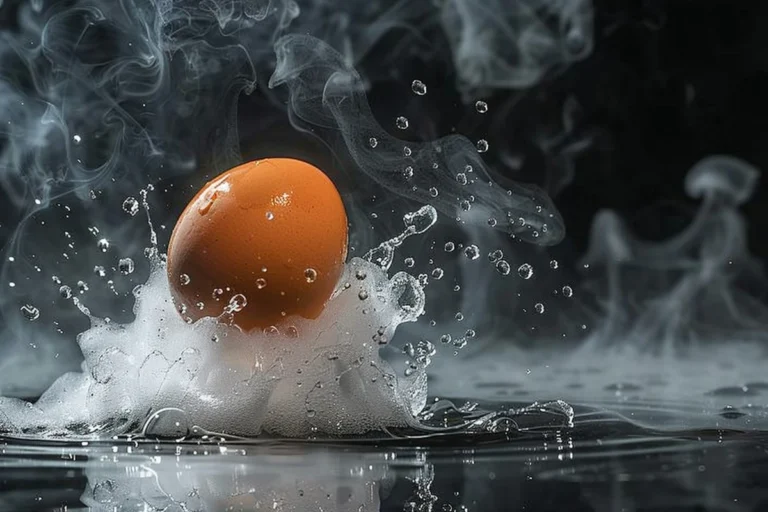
(167, 158, 349, 331)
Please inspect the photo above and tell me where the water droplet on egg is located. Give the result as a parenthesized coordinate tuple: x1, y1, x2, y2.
(476, 139, 489, 153)
(518, 263, 534, 279)
(256, 278, 267, 289)
(488, 250, 503, 262)
(404, 257, 415, 268)
(396, 116, 409, 129)
(304, 268, 317, 283)
(369, 137, 378, 148)
(444, 242, 455, 252)
(431, 268, 444, 279)
(358, 290, 369, 300)
(456, 173, 467, 185)
(179, 274, 191, 286)
(429, 187, 439, 197)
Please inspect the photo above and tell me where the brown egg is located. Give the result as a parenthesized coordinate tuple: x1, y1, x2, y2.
(167, 158, 348, 331)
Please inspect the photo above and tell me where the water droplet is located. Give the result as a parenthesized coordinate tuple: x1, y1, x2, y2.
(227, 294, 247, 312)
(355, 270, 367, 280)
(77, 280, 89, 293)
(440, 334, 452, 344)
(256, 278, 267, 289)
(369, 137, 378, 148)
(59, 285, 72, 299)
(562, 285, 573, 297)
(122, 197, 139, 216)
(304, 268, 317, 283)
(118, 258, 134, 275)
(97, 239, 110, 252)
(93, 265, 106, 277)
(265, 211, 274, 220)
(465, 329, 476, 338)
(396, 116, 409, 130)
(476, 139, 489, 153)
(518, 263, 534, 279)
(179, 274, 191, 286)
(429, 187, 439, 197)
(404, 257, 415, 268)
(444, 242, 455, 252)
(403, 166, 414, 179)
(534, 302, 545, 314)
(418, 274, 429, 286)
(455, 312, 464, 321)
(460, 200, 471, 211)
(456, 173, 468, 185)
(464, 245, 480, 260)
(403, 205, 438, 234)
(431, 268, 444, 279)
(550, 259, 559, 269)
(411, 80, 427, 95)
(495, 260, 511, 275)
(487, 217, 497, 227)
(20, 304, 39, 321)
(475, 100, 489, 113)
(73, 134, 82, 144)
(488, 250, 503, 262)
(403, 146, 412, 157)
(358, 290, 369, 301)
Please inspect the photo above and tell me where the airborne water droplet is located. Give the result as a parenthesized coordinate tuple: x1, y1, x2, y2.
(429, 187, 439, 197)
(476, 139, 489, 153)
(463, 245, 480, 260)
(431, 268, 444, 279)
(444, 242, 455, 252)
(411, 80, 427, 95)
(20, 304, 39, 321)
(495, 260, 511, 275)
(404, 257, 415, 268)
(369, 137, 378, 148)
(97, 239, 110, 252)
(562, 285, 573, 297)
(456, 173, 468, 185)
(93, 265, 106, 278)
(550, 259, 559, 269)
(488, 250, 503, 262)
(59, 285, 72, 299)
(118, 258, 134, 275)
(396, 116, 409, 130)
(403, 166, 414, 179)
(534, 303, 545, 314)
(518, 263, 534, 279)
(77, 281, 89, 293)
(122, 197, 139, 216)
(475, 100, 489, 113)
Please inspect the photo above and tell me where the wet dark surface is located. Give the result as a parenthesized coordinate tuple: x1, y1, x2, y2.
(2, 402, 768, 512)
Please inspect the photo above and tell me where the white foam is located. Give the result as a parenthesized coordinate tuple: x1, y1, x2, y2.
(0, 256, 428, 438)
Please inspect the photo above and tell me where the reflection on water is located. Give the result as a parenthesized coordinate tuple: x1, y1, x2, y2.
(2, 401, 768, 512)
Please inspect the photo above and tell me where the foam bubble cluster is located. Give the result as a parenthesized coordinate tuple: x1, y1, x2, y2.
(0, 254, 428, 438)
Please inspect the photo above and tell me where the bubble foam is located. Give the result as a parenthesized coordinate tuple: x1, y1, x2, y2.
(0, 256, 428, 438)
